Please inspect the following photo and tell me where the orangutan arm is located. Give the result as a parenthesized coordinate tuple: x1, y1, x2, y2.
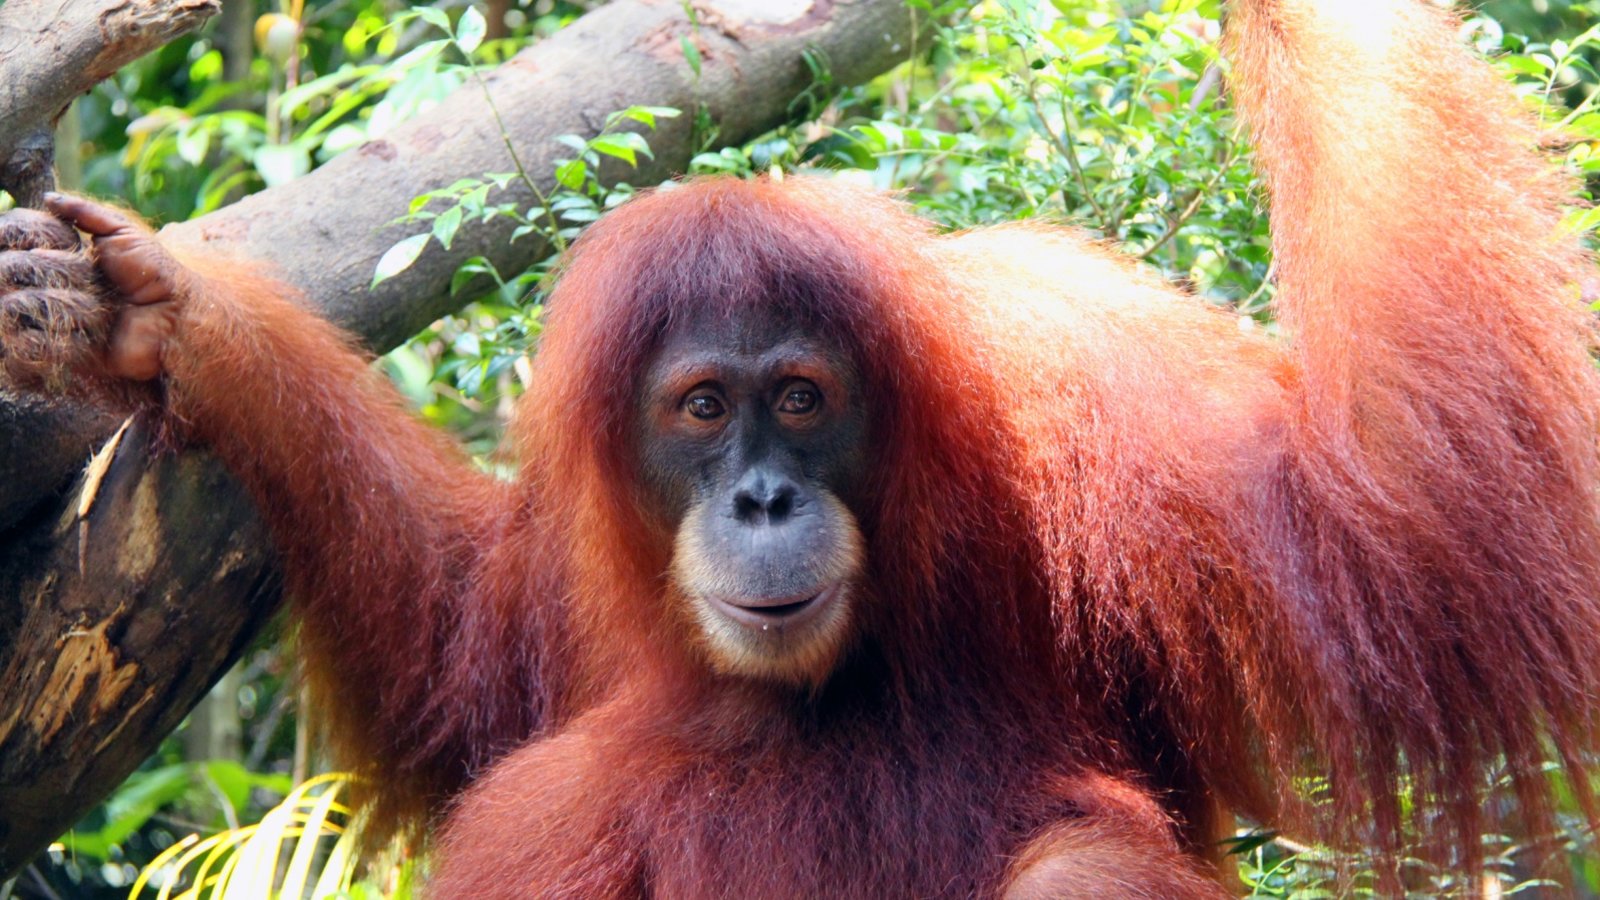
(1052, 0, 1600, 860)
(0, 196, 564, 837)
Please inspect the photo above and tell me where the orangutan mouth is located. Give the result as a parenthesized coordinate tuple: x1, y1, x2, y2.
(709, 583, 843, 630)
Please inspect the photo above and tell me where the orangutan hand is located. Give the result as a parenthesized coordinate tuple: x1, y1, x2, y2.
(0, 194, 194, 387)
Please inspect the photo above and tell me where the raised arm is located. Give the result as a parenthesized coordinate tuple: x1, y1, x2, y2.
(0, 198, 565, 837)
(962, 0, 1600, 864)
(1222, 0, 1600, 846)
(1207, 0, 1600, 854)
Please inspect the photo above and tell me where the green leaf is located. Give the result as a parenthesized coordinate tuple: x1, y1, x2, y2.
(433, 204, 464, 249)
(589, 132, 652, 166)
(415, 7, 451, 31)
(1500, 55, 1547, 77)
(456, 6, 487, 54)
(451, 257, 498, 295)
(555, 158, 587, 190)
(254, 143, 311, 187)
(67, 764, 195, 859)
(1562, 204, 1600, 235)
(321, 123, 370, 157)
(681, 36, 702, 77)
(383, 345, 435, 403)
(125, 106, 185, 136)
(609, 105, 682, 130)
(457, 360, 486, 395)
(190, 49, 223, 83)
(372, 233, 430, 287)
(550, 195, 595, 212)
(1569, 112, 1600, 138)
(391, 38, 447, 70)
(202, 759, 262, 816)
(175, 125, 211, 167)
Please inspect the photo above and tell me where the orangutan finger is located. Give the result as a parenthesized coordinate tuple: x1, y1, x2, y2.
(0, 209, 82, 252)
(44, 193, 145, 240)
(92, 234, 188, 306)
(0, 250, 99, 292)
(106, 303, 179, 382)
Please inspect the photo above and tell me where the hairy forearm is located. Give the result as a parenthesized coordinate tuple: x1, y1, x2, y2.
(159, 261, 529, 812)
(1228, 0, 1598, 442)
(163, 260, 496, 595)
(0, 193, 527, 825)
(1129, 0, 1600, 852)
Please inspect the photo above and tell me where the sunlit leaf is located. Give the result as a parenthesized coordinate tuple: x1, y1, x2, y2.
(252, 144, 311, 187)
(555, 159, 587, 190)
(433, 204, 464, 250)
(589, 132, 652, 166)
(456, 6, 487, 54)
(681, 36, 702, 77)
(372, 233, 430, 287)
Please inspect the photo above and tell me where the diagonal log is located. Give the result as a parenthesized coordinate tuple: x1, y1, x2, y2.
(0, 0, 922, 879)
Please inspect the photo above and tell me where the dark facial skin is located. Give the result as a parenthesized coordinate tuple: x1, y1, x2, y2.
(636, 306, 870, 682)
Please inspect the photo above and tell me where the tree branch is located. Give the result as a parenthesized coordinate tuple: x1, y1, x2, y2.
(0, 0, 221, 180)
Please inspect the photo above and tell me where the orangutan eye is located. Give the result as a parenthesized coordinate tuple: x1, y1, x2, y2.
(778, 384, 819, 415)
(685, 393, 725, 420)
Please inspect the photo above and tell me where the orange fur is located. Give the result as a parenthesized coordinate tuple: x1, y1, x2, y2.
(84, 0, 1600, 892)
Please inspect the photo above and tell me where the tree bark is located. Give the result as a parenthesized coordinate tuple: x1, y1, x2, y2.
(0, 0, 221, 202)
(163, 0, 919, 349)
(215, 0, 256, 85)
(0, 421, 280, 878)
(0, 0, 922, 880)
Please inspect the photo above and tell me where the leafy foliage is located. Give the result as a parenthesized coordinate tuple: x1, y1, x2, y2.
(127, 775, 413, 900)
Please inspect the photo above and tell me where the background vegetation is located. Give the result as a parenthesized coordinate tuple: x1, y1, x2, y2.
(6, 0, 1600, 896)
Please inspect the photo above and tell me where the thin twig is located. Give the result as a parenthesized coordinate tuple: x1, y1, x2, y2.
(245, 691, 294, 771)
(1017, 52, 1108, 229)
(466, 62, 565, 252)
(1238, 260, 1276, 313)
(25, 865, 62, 900)
(1137, 147, 1239, 261)
(1189, 63, 1222, 112)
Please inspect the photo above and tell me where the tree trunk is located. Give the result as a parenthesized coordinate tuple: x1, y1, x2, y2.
(0, 0, 924, 879)
(0, 420, 280, 877)
(216, 0, 257, 85)
(0, 0, 222, 158)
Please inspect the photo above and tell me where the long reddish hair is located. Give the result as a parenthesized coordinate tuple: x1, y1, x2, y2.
(515, 178, 1068, 717)
(134, 0, 1600, 882)
(511, 0, 1600, 864)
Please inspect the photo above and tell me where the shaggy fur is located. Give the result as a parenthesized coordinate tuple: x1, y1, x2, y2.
(4, 0, 1598, 894)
